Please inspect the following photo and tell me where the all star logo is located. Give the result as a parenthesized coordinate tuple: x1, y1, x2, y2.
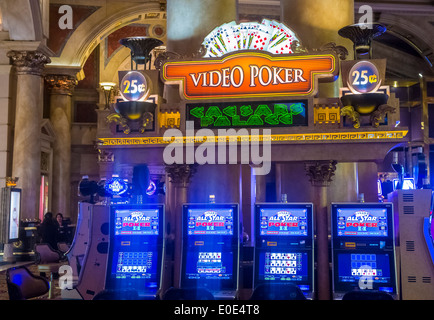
(196, 210, 225, 222)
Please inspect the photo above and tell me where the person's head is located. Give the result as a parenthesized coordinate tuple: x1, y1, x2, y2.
(56, 213, 63, 225)
(44, 212, 53, 221)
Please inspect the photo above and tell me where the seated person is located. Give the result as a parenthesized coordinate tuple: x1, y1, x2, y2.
(38, 212, 58, 250)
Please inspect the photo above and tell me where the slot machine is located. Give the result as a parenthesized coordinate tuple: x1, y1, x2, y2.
(66, 202, 93, 283)
(388, 189, 434, 300)
(253, 203, 314, 299)
(180, 203, 240, 300)
(61, 204, 110, 300)
(331, 202, 398, 299)
(105, 204, 165, 299)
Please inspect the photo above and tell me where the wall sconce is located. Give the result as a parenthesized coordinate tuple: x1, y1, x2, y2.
(6, 177, 18, 187)
(100, 82, 116, 110)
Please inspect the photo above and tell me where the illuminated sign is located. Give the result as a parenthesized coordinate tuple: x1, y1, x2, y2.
(163, 52, 337, 100)
(146, 180, 157, 195)
(9, 190, 20, 241)
(347, 60, 381, 94)
(336, 207, 388, 237)
(105, 177, 129, 196)
(114, 209, 159, 235)
(187, 208, 234, 235)
(187, 100, 307, 129)
(98, 129, 409, 146)
(120, 71, 150, 101)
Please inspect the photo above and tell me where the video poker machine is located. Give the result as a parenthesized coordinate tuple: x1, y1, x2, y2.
(105, 204, 165, 299)
(180, 203, 240, 300)
(331, 202, 398, 299)
(253, 203, 314, 299)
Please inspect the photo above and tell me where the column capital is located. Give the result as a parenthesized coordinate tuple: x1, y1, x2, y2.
(7, 50, 51, 76)
(305, 160, 337, 187)
(45, 74, 78, 95)
(165, 164, 197, 187)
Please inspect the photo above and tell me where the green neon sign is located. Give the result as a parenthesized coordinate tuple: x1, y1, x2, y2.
(186, 100, 307, 129)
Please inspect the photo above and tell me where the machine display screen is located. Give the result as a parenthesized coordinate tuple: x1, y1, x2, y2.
(113, 208, 160, 236)
(184, 249, 234, 281)
(336, 253, 394, 292)
(186, 207, 234, 236)
(9, 189, 20, 241)
(334, 205, 390, 237)
(259, 207, 309, 237)
(256, 251, 309, 283)
(110, 248, 159, 288)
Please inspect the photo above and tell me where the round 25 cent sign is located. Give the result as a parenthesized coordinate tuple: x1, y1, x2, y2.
(120, 71, 150, 101)
(347, 61, 382, 94)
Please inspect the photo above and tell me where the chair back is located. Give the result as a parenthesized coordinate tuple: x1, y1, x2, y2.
(35, 243, 61, 263)
(162, 287, 215, 300)
(250, 283, 307, 300)
(57, 242, 70, 253)
(92, 289, 139, 300)
(342, 290, 394, 300)
(6, 266, 49, 300)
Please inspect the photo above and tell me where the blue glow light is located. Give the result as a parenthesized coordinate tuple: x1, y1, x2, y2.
(12, 274, 23, 286)
(105, 177, 129, 196)
(146, 180, 156, 196)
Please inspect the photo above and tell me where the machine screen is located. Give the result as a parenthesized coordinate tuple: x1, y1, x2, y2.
(257, 251, 309, 283)
(9, 189, 20, 241)
(259, 207, 308, 236)
(336, 253, 394, 292)
(114, 208, 160, 236)
(335, 206, 389, 237)
(110, 248, 158, 286)
(184, 249, 234, 281)
(187, 207, 234, 235)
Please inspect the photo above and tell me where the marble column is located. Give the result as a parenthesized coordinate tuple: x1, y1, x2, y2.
(45, 74, 77, 218)
(253, 166, 267, 203)
(8, 50, 50, 220)
(305, 160, 337, 300)
(281, 0, 354, 98)
(165, 164, 196, 288)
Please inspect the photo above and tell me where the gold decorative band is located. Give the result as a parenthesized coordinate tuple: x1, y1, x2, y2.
(99, 130, 408, 146)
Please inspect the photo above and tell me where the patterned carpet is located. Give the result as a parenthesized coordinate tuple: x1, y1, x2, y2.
(0, 262, 62, 300)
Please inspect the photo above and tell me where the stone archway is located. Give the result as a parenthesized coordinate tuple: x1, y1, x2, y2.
(48, 2, 166, 73)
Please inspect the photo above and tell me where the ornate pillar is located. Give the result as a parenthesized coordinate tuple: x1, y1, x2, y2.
(165, 164, 196, 288)
(8, 50, 50, 220)
(45, 73, 77, 218)
(305, 160, 337, 300)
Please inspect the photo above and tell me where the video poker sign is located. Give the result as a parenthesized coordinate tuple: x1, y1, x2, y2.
(268, 210, 299, 227)
(345, 210, 378, 228)
(162, 52, 337, 100)
(115, 210, 158, 235)
(190, 210, 233, 235)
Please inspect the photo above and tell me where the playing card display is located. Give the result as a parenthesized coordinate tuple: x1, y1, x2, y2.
(202, 19, 300, 57)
